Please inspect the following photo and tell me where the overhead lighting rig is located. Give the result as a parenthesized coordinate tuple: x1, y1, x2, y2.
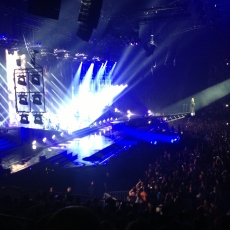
(143, 35, 157, 57)
(13, 62, 46, 125)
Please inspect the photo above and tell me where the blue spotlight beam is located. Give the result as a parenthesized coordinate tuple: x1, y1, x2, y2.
(114, 124, 179, 144)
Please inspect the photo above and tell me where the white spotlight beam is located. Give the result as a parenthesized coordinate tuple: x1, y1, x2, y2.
(94, 63, 104, 81)
(0, 83, 8, 93)
(112, 46, 133, 77)
(51, 89, 68, 106)
(0, 103, 8, 113)
(70, 62, 83, 98)
(0, 93, 9, 104)
(106, 62, 117, 85)
(114, 51, 144, 83)
(164, 78, 230, 114)
(51, 73, 69, 92)
(0, 63, 7, 71)
(50, 81, 69, 99)
(46, 91, 63, 109)
(81, 63, 94, 91)
(0, 114, 9, 124)
(0, 74, 7, 85)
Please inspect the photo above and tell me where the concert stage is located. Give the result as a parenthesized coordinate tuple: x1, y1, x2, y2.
(0, 114, 184, 174)
(0, 125, 137, 173)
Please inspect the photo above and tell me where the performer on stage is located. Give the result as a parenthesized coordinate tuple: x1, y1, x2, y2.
(190, 98, 195, 116)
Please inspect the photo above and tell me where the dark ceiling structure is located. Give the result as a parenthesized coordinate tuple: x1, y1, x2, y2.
(0, 0, 230, 112)
(0, 0, 229, 61)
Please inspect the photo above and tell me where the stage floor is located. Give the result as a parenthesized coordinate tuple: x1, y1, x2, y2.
(3, 130, 118, 173)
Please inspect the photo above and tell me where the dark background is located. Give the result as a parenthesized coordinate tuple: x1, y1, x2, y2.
(0, 0, 229, 113)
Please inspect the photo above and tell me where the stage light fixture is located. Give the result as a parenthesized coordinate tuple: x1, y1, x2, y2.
(18, 93, 28, 105)
(34, 113, 43, 125)
(32, 93, 42, 105)
(17, 75, 27, 86)
(20, 114, 29, 124)
(31, 72, 41, 85)
(30, 50, 39, 66)
(16, 58, 21, 67)
(8, 49, 14, 55)
(143, 35, 157, 57)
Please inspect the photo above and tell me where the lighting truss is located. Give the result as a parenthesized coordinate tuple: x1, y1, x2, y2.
(13, 66, 46, 115)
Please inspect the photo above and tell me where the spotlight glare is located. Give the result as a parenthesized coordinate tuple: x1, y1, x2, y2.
(52, 135, 55, 140)
(32, 140, 36, 145)
(43, 137, 47, 143)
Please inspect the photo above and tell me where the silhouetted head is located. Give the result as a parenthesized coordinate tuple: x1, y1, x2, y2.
(45, 206, 101, 230)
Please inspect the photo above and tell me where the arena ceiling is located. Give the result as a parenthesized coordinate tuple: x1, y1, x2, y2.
(0, 0, 229, 61)
(0, 0, 230, 111)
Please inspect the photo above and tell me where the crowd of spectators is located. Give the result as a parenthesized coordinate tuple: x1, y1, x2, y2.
(126, 97, 230, 229)
(0, 96, 230, 229)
